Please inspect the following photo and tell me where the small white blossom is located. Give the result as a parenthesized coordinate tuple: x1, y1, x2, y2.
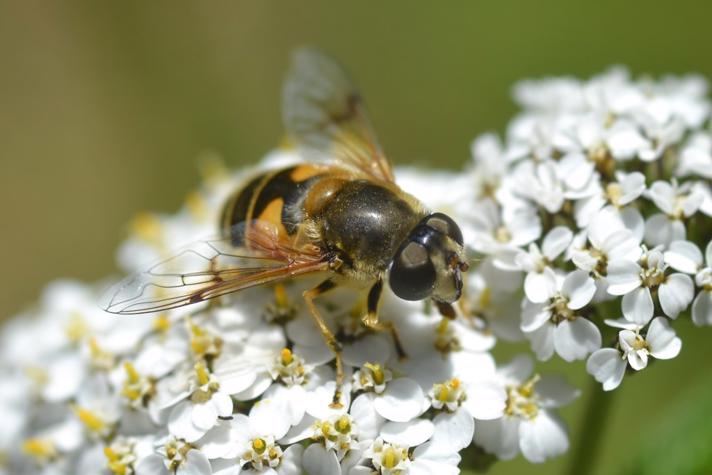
(608, 247, 694, 323)
(587, 317, 681, 391)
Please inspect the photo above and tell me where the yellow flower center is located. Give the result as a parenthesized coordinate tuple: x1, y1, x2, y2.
(495, 226, 511, 243)
(364, 363, 386, 386)
(22, 438, 57, 462)
(280, 348, 294, 366)
(252, 438, 267, 454)
(153, 314, 171, 333)
(131, 212, 163, 246)
(73, 405, 107, 434)
(104, 447, 130, 475)
(186, 191, 207, 221)
(505, 374, 541, 420)
(335, 415, 351, 434)
(189, 322, 222, 359)
(65, 312, 88, 343)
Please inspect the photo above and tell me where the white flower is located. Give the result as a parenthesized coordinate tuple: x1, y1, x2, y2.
(574, 171, 646, 228)
(571, 207, 642, 280)
(521, 270, 601, 361)
(469, 133, 512, 199)
(607, 247, 694, 323)
(644, 180, 705, 247)
(165, 363, 233, 442)
(678, 132, 712, 179)
(465, 198, 541, 269)
(475, 356, 579, 463)
(516, 226, 573, 303)
(664, 240, 712, 326)
(587, 317, 681, 391)
(352, 363, 425, 423)
(135, 437, 212, 475)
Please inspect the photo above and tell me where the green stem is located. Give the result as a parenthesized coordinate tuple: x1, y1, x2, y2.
(567, 381, 617, 475)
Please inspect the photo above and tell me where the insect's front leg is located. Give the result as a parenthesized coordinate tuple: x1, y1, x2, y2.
(303, 278, 345, 408)
(361, 279, 408, 360)
(435, 300, 457, 319)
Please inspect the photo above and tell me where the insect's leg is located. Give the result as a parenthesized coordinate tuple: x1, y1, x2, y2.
(361, 279, 408, 360)
(303, 278, 344, 408)
(435, 300, 457, 320)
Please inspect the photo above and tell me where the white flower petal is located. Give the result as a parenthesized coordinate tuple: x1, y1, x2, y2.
(603, 318, 642, 330)
(562, 270, 596, 310)
(586, 348, 626, 391)
(428, 408, 474, 453)
(168, 401, 205, 442)
(302, 443, 340, 475)
(381, 419, 434, 447)
(473, 418, 520, 461)
(461, 381, 506, 420)
(553, 318, 601, 362)
(664, 240, 703, 274)
(519, 411, 569, 463)
(622, 287, 654, 325)
(191, 399, 218, 431)
(409, 459, 459, 475)
(542, 226, 573, 260)
(602, 228, 642, 262)
(606, 260, 642, 295)
(343, 335, 391, 367)
(527, 324, 555, 361)
(214, 358, 259, 396)
(646, 317, 682, 360)
(232, 373, 273, 401)
(305, 380, 351, 421)
(498, 355, 534, 383)
(280, 443, 304, 475)
(249, 398, 290, 440)
(521, 302, 550, 332)
(536, 375, 580, 407)
(198, 419, 239, 459)
(618, 172, 646, 205)
(524, 272, 557, 304)
(373, 378, 425, 422)
(179, 449, 213, 475)
(659, 273, 694, 318)
(350, 393, 385, 441)
(692, 291, 712, 326)
(135, 454, 168, 475)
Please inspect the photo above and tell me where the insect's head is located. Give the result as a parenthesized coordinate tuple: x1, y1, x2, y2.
(388, 212, 469, 304)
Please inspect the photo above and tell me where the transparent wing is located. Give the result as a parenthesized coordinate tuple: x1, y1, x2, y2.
(283, 47, 395, 183)
(102, 221, 329, 315)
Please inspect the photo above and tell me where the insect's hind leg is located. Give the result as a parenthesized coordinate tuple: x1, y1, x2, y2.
(361, 279, 408, 360)
(303, 278, 345, 408)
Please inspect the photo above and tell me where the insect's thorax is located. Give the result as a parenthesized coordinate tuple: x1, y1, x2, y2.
(317, 179, 427, 279)
(221, 164, 427, 280)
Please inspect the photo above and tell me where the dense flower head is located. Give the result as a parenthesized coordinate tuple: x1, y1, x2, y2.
(1, 67, 709, 474)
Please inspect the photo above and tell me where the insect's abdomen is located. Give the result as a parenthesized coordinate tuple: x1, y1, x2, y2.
(220, 164, 327, 246)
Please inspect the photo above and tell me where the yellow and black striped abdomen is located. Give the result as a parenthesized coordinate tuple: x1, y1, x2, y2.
(220, 164, 328, 246)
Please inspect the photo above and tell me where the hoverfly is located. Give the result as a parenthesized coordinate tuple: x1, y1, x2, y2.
(104, 48, 469, 407)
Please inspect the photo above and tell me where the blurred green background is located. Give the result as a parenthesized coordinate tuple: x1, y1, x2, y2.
(1, 2, 711, 474)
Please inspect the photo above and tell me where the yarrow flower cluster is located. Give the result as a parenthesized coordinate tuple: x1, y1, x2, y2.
(462, 67, 710, 392)
(1, 67, 709, 475)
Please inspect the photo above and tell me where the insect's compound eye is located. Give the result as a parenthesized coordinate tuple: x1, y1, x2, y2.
(423, 213, 463, 246)
(389, 241, 437, 301)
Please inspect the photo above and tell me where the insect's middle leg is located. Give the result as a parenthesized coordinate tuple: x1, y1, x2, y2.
(303, 278, 344, 408)
(361, 279, 408, 360)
